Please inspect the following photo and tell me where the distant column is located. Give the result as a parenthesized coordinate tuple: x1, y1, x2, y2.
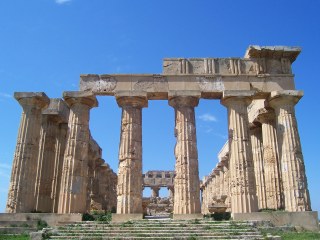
(221, 91, 258, 213)
(6, 92, 49, 213)
(58, 91, 97, 213)
(250, 125, 267, 210)
(34, 99, 69, 213)
(269, 91, 311, 211)
(116, 96, 147, 214)
(168, 186, 174, 199)
(151, 186, 160, 198)
(169, 96, 201, 215)
(257, 110, 282, 209)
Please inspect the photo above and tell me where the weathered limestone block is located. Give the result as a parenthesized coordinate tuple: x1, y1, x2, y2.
(269, 90, 311, 211)
(221, 91, 258, 213)
(58, 91, 98, 213)
(34, 98, 69, 213)
(6, 92, 49, 213)
(116, 96, 147, 214)
(169, 96, 201, 215)
(256, 109, 283, 209)
(250, 125, 267, 209)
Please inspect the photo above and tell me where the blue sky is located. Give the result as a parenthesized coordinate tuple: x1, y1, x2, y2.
(0, 0, 319, 213)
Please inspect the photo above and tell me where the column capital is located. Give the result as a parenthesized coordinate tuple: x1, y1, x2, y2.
(42, 99, 70, 124)
(221, 90, 255, 107)
(116, 96, 148, 108)
(268, 90, 303, 108)
(14, 92, 50, 110)
(63, 91, 98, 108)
(256, 108, 275, 124)
(169, 96, 199, 108)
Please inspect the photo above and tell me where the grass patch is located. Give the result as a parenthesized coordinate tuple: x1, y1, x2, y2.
(0, 234, 29, 240)
(260, 229, 320, 240)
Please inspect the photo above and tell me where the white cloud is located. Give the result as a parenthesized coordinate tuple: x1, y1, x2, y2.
(0, 92, 12, 98)
(198, 113, 217, 122)
(55, 0, 72, 5)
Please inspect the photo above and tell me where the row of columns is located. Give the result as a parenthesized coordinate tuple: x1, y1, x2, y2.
(7, 92, 117, 214)
(7, 89, 311, 215)
(201, 90, 311, 213)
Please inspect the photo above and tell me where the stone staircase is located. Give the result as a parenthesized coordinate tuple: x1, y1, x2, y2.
(44, 219, 266, 239)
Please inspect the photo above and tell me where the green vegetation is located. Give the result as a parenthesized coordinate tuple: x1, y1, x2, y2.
(260, 228, 320, 240)
(82, 211, 112, 223)
(36, 219, 48, 230)
(0, 234, 29, 240)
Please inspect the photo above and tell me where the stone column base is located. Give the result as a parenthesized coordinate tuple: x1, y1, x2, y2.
(232, 211, 319, 231)
(112, 214, 143, 223)
(173, 214, 203, 220)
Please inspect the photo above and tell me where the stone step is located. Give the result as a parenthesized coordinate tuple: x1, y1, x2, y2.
(0, 220, 38, 227)
(0, 226, 38, 234)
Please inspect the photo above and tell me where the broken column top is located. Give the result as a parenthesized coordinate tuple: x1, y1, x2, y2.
(244, 45, 301, 63)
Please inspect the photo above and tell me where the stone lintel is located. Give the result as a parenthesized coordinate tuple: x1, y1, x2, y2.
(80, 74, 295, 99)
(63, 91, 98, 108)
(244, 45, 301, 63)
(42, 98, 69, 123)
(269, 90, 303, 106)
(14, 92, 50, 109)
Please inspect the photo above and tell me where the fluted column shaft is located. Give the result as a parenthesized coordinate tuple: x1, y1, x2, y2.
(58, 92, 97, 213)
(257, 111, 282, 209)
(169, 96, 201, 214)
(6, 92, 49, 213)
(151, 186, 160, 198)
(269, 91, 311, 211)
(222, 93, 258, 213)
(116, 96, 147, 214)
(52, 122, 68, 213)
(250, 126, 267, 209)
(35, 115, 60, 212)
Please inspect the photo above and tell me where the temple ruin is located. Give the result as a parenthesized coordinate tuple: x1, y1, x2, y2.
(6, 45, 314, 221)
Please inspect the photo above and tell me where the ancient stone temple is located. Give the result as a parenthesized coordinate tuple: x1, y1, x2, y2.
(6, 45, 313, 222)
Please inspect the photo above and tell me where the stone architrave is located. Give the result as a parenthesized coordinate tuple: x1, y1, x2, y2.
(116, 96, 147, 214)
(169, 96, 201, 215)
(34, 99, 69, 213)
(58, 91, 98, 214)
(250, 125, 267, 210)
(257, 109, 282, 210)
(221, 91, 258, 213)
(6, 92, 50, 213)
(269, 91, 311, 211)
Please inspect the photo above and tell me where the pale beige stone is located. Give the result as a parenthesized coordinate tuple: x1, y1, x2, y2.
(6, 92, 50, 213)
(250, 125, 267, 210)
(169, 96, 201, 215)
(116, 96, 147, 214)
(256, 110, 283, 210)
(34, 99, 69, 213)
(58, 91, 98, 214)
(269, 90, 311, 211)
(221, 91, 258, 213)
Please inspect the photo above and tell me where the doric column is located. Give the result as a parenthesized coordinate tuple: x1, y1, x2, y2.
(221, 91, 258, 213)
(58, 91, 97, 213)
(34, 98, 69, 213)
(116, 96, 147, 214)
(250, 125, 267, 210)
(269, 90, 311, 211)
(6, 92, 49, 213)
(52, 120, 68, 213)
(257, 110, 282, 209)
(213, 170, 220, 199)
(151, 186, 160, 198)
(168, 186, 174, 199)
(169, 96, 201, 215)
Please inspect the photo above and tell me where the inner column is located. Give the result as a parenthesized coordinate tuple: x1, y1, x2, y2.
(169, 96, 201, 217)
(116, 96, 147, 215)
